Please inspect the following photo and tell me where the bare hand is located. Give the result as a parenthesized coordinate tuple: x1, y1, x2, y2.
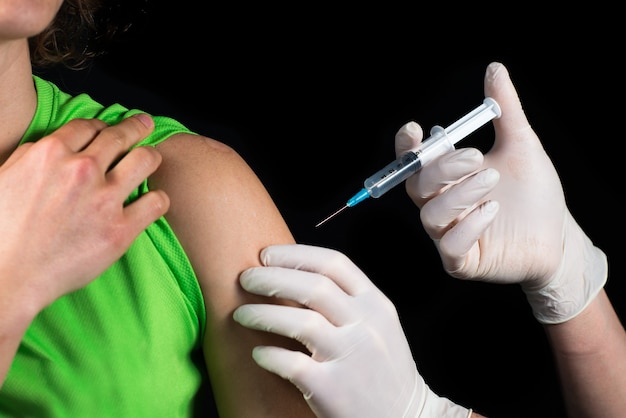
(0, 114, 169, 312)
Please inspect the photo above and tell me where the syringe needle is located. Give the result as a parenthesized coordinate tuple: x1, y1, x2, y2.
(315, 205, 349, 228)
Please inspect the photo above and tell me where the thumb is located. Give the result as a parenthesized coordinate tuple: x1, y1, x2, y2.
(484, 62, 537, 150)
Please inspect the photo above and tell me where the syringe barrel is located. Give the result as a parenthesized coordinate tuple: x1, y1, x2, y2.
(364, 126, 454, 198)
(363, 152, 421, 198)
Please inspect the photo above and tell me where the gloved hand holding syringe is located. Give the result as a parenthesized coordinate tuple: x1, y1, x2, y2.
(316, 97, 502, 227)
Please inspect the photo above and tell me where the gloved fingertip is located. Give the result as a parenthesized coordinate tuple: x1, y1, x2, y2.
(251, 346, 272, 367)
(477, 167, 500, 187)
(259, 246, 273, 265)
(484, 62, 512, 101)
(484, 62, 512, 94)
(232, 306, 245, 323)
(395, 121, 424, 155)
(485, 61, 506, 82)
(259, 243, 301, 266)
(484, 62, 533, 139)
(480, 200, 499, 217)
(232, 304, 260, 325)
(238, 268, 255, 287)
(251, 345, 266, 357)
(404, 121, 422, 134)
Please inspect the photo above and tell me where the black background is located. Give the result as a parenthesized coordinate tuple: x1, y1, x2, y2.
(39, 4, 622, 417)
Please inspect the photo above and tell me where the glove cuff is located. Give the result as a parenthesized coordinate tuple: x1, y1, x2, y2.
(523, 213, 608, 324)
(406, 371, 472, 418)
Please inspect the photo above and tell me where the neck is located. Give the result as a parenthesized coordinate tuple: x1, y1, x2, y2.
(0, 39, 38, 165)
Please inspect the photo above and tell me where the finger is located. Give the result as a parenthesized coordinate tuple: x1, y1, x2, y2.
(250, 346, 320, 399)
(239, 265, 356, 325)
(82, 114, 155, 171)
(438, 200, 499, 276)
(404, 147, 484, 207)
(420, 168, 499, 240)
(233, 304, 338, 356)
(43, 118, 108, 152)
(394, 121, 423, 157)
(483, 63, 536, 149)
(259, 244, 375, 296)
(122, 190, 170, 238)
(106, 145, 162, 199)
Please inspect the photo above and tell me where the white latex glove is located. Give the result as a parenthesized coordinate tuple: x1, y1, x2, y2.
(395, 62, 607, 324)
(233, 244, 472, 418)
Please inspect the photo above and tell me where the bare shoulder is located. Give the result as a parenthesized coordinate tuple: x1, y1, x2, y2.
(151, 131, 272, 213)
(149, 131, 294, 275)
(154, 131, 245, 174)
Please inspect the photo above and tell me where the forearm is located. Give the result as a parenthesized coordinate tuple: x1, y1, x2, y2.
(545, 290, 626, 418)
(0, 264, 51, 386)
(0, 289, 38, 386)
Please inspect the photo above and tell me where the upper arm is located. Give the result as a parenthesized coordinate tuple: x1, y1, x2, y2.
(149, 133, 314, 417)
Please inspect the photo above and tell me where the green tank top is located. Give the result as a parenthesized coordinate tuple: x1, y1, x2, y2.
(0, 76, 208, 417)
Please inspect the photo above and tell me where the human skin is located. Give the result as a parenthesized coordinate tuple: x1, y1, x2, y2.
(150, 134, 314, 417)
(0, 0, 315, 416)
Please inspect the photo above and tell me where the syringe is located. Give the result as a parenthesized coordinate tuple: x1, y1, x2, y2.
(316, 97, 501, 228)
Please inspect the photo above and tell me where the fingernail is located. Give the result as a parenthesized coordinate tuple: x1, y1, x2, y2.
(132, 113, 154, 129)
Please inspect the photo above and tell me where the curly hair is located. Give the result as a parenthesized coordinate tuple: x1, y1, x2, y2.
(29, 0, 149, 70)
